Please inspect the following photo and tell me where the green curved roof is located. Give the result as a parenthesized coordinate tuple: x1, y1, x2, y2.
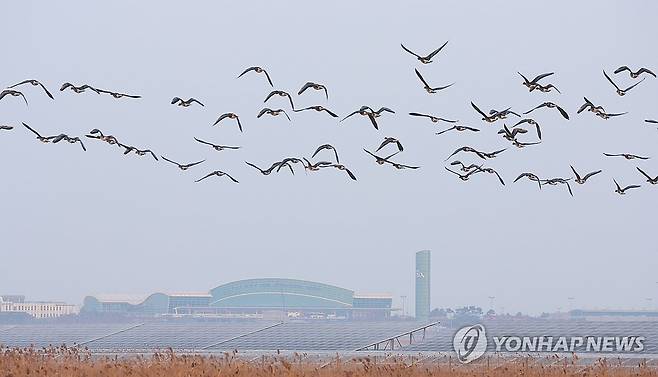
(210, 278, 354, 308)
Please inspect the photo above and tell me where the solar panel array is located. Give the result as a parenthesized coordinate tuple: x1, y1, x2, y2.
(404, 320, 658, 354)
(0, 323, 140, 348)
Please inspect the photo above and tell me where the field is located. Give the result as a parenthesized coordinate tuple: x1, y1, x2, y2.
(1, 347, 656, 377)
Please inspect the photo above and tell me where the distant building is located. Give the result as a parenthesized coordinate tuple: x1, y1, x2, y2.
(415, 250, 431, 320)
(81, 279, 393, 320)
(570, 309, 658, 322)
(0, 295, 78, 319)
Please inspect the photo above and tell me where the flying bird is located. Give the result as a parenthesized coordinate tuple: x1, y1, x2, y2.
(0, 125, 13, 131)
(414, 69, 454, 93)
(445, 146, 486, 161)
(85, 129, 120, 145)
(161, 156, 205, 171)
(489, 108, 521, 119)
(613, 179, 641, 195)
(473, 166, 505, 186)
(603, 153, 649, 160)
(51, 134, 86, 151)
(513, 118, 542, 139)
(636, 167, 658, 185)
(302, 158, 334, 171)
(570, 166, 602, 184)
(341, 106, 378, 129)
(194, 137, 240, 151)
(293, 106, 339, 118)
(436, 125, 480, 135)
(363, 149, 401, 165)
(497, 124, 528, 141)
(534, 83, 561, 93)
(8, 79, 54, 99)
(514, 172, 543, 190)
(298, 82, 328, 99)
(613, 66, 655, 79)
(471, 102, 498, 123)
(375, 137, 403, 152)
(603, 70, 645, 96)
(327, 164, 357, 181)
(60, 83, 100, 94)
(213, 113, 243, 132)
(480, 149, 507, 159)
(524, 102, 569, 120)
(311, 144, 340, 163)
(408, 112, 458, 124)
(367, 106, 396, 118)
(171, 97, 204, 107)
(257, 108, 291, 121)
(237, 66, 273, 86)
(577, 97, 605, 115)
(118, 144, 158, 160)
(512, 140, 541, 148)
(97, 89, 141, 99)
(195, 170, 239, 183)
(449, 160, 480, 172)
(644, 119, 657, 124)
(445, 167, 479, 181)
(264, 90, 295, 110)
(22, 122, 55, 143)
(542, 178, 573, 196)
(245, 161, 285, 176)
(595, 111, 627, 120)
(518, 72, 554, 91)
(400, 41, 449, 64)
(0, 90, 28, 106)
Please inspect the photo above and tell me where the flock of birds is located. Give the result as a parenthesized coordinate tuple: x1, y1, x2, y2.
(1, 42, 657, 196)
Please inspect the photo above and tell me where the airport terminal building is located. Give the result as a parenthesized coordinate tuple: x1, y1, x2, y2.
(82, 278, 393, 320)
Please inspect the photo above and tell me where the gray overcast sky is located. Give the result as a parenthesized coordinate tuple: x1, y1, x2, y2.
(1, 1, 657, 315)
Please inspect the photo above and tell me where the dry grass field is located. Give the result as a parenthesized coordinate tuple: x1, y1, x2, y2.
(0, 347, 656, 377)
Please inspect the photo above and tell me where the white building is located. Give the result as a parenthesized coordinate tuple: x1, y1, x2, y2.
(0, 295, 78, 319)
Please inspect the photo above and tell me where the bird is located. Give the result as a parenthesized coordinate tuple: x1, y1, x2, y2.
(0, 125, 13, 131)
(237, 66, 273, 86)
(118, 144, 158, 160)
(264, 90, 295, 110)
(327, 164, 357, 181)
(570, 166, 602, 184)
(257, 108, 291, 121)
(374, 137, 404, 153)
(400, 41, 449, 64)
(603, 70, 645, 96)
(613, 179, 641, 195)
(480, 149, 507, 159)
(194, 137, 240, 152)
(542, 178, 573, 196)
(497, 124, 528, 141)
(363, 149, 401, 165)
(415, 69, 454, 93)
(524, 102, 569, 120)
(444, 167, 480, 181)
(275, 158, 305, 173)
(408, 112, 458, 124)
(97, 89, 141, 99)
(577, 97, 605, 115)
(213, 113, 243, 132)
(518, 72, 554, 91)
(22, 122, 55, 143)
(595, 111, 627, 120)
(298, 82, 328, 99)
(341, 106, 378, 129)
(171, 97, 204, 107)
(245, 161, 284, 176)
(645, 119, 658, 124)
(195, 170, 239, 183)
(513, 118, 542, 139)
(8, 79, 54, 99)
(636, 167, 658, 185)
(0, 90, 28, 106)
(436, 125, 480, 135)
(60, 83, 100, 94)
(302, 158, 334, 171)
(293, 106, 338, 118)
(311, 144, 340, 164)
(473, 166, 505, 186)
(534, 83, 561, 93)
(489, 108, 521, 119)
(367, 106, 396, 118)
(449, 160, 480, 172)
(85, 129, 120, 145)
(514, 172, 543, 190)
(613, 66, 656, 79)
(445, 146, 486, 161)
(471, 102, 498, 123)
(512, 140, 541, 148)
(161, 156, 205, 171)
(51, 134, 87, 151)
(603, 153, 649, 160)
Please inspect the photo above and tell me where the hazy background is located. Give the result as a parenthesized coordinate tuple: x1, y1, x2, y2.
(1, 1, 656, 315)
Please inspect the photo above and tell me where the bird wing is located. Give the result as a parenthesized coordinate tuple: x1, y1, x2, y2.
(431, 83, 455, 91)
(582, 170, 602, 181)
(530, 72, 554, 84)
(293, 106, 313, 113)
(375, 139, 391, 152)
(624, 185, 641, 191)
(161, 156, 180, 166)
(147, 151, 158, 161)
(171, 96, 181, 104)
(414, 68, 430, 87)
(298, 82, 313, 95)
(471, 102, 489, 118)
(606, 112, 627, 117)
(36, 82, 55, 99)
(613, 179, 622, 191)
(444, 167, 462, 177)
(523, 104, 543, 115)
(613, 66, 630, 74)
(637, 68, 656, 78)
(236, 117, 243, 132)
(493, 170, 505, 186)
(264, 91, 277, 103)
(426, 40, 449, 59)
(633, 154, 650, 160)
(281, 109, 291, 121)
(8, 80, 32, 88)
(245, 161, 266, 174)
(257, 108, 269, 118)
(367, 113, 379, 129)
(343, 167, 357, 181)
(312, 144, 329, 159)
(555, 104, 570, 120)
(565, 181, 573, 196)
(400, 43, 422, 59)
(224, 172, 239, 183)
(213, 113, 230, 125)
(444, 147, 467, 161)
(286, 93, 295, 110)
(623, 77, 646, 92)
(263, 70, 273, 86)
(645, 119, 658, 124)
(22, 122, 42, 138)
(603, 70, 620, 91)
(604, 153, 621, 157)
(323, 108, 339, 118)
(237, 66, 257, 78)
(195, 173, 214, 182)
(194, 137, 213, 146)
(340, 110, 360, 122)
(570, 165, 581, 181)
(435, 126, 456, 135)
(189, 98, 204, 106)
(517, 72, 531, 84)
(186, 160, 206, 168)
(408, 112, 430, 119)
(60, 82, 73, 91)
